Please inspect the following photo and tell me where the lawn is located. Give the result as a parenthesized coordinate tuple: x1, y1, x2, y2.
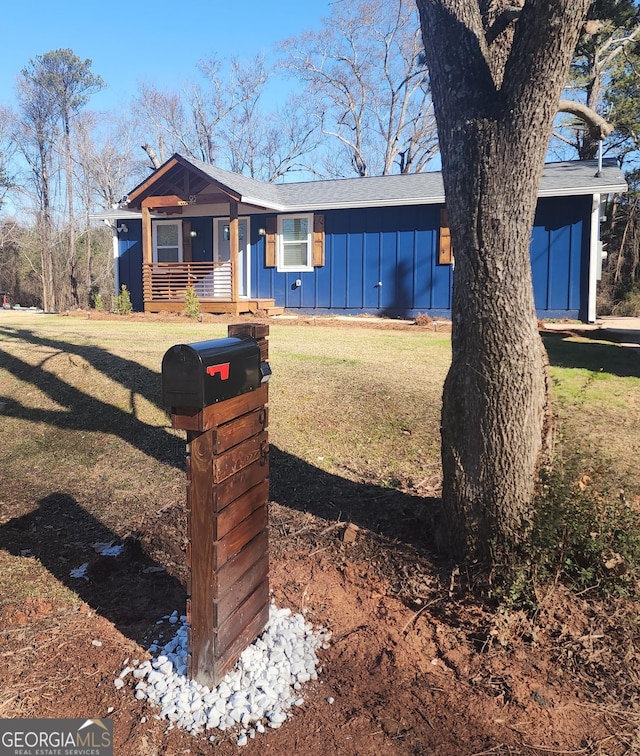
(0, 311, 639, 754)
(0, 311, 449, 516)
(1, 310, 639, 607)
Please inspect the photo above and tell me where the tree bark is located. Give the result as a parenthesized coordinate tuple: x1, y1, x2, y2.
(416, 0, 590, 563)
(38, 216, 55, 313)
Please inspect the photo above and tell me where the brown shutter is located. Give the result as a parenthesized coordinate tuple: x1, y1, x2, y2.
(182, 221, 192, 262)
(313, 213, 325, 267)
(265, 216, 277, 267)
(439, 209, 453, 265)
(141, 205, 153, 264)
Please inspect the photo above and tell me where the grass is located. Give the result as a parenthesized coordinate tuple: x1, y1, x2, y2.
(0, 550, 79, 607)
(268, 325, 448, 490)
(0, 312, 638, 610)
(543, 331, 640, 489)
(0, 312, 451, 610)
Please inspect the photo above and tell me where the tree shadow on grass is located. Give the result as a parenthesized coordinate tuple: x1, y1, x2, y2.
(0, 332, 189, 645)
(0, 343, 182, 469)
(542, 330, 640, 379)
(0, 492, 187, 646)
(0, 324, 167, 411)
(0, 324, 445, 633)
(0, 328, 440, 555)
(269, 445, 439, 555)
(0, 455, 442, 649)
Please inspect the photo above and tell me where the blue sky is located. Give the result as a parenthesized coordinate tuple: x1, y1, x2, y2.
(0, 0, 333, 112)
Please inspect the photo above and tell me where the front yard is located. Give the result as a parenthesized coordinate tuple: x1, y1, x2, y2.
(0, 310, 638, 754)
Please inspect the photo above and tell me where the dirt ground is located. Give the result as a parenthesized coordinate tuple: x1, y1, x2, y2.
(0, 312, 639, 755)
(2, 496, 639, 756)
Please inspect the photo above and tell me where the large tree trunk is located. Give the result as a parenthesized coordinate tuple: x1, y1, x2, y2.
(439, 140, 554, 562)
(416, 0, 590, 563)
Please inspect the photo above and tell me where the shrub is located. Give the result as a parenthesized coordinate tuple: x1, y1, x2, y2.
(184, 285, 200, 319)
(414, 312, 432, 327)
(612, 288, 640, 316)
(92, 292, 105, 312)
(532, 462, 640, 597)
(115, 284, 132, 316)
(493, 457, 640, 609)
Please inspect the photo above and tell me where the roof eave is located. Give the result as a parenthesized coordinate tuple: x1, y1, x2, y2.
(538, 184, 628, 198)
(94, 185, 627, 219)
(280, 195, 447, 212)
(240, 195, 287, 212)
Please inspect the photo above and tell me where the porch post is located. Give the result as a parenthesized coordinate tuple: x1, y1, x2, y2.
(230, 200, 239, 303)
(141, 202, 153, 310)
(141, 202, 153, 265)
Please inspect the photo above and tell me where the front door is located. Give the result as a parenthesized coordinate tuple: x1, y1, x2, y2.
(214, 218, 250, 298)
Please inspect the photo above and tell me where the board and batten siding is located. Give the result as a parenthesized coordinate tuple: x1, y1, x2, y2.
(252, 205, 453, 318)
(117, 219, 144, 311)
(252, 197, 589, 319)
(117, 195, 591, 320)
(530, 195, 590, 321)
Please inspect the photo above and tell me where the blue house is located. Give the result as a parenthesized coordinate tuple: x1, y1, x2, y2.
(107, 154, 626, 322)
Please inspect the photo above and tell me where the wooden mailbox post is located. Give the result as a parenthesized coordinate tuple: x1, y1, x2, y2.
(165, 324, 270, 687)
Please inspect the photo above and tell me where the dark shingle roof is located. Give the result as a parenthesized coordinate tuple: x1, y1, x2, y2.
(186, 156, 284, 208)
(183, 156, 626, 212)
(537, 159, 626, 198)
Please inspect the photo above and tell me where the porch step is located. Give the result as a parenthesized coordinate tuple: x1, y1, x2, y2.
(248, 302, 284, 316)
(250, 305, 284, 315)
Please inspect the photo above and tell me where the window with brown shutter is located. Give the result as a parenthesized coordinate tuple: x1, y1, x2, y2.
(266, 213, 326, 270)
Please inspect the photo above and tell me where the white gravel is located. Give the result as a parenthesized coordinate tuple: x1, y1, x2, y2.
(120, 603, 331, 745)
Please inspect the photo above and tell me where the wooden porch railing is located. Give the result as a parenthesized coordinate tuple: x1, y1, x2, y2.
(143, 261, 233, 301)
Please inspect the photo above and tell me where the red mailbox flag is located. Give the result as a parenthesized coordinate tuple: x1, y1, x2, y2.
(206, 363, 230, 380)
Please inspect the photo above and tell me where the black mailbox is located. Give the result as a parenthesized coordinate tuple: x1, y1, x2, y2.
(161, 336, 262, 409)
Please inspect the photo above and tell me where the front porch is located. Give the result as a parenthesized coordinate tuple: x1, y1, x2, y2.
(142, 261, 282, 315)
(124, 155, 286, 316)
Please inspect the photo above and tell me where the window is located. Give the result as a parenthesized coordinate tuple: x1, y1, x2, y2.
(153, 221, 183, 263)
(277, 214, 313, 271)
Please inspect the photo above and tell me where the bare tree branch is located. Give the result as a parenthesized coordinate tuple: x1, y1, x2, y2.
(280, 0, 438, 176)
(141, 143, 161, 169)
(557, 98, 615, 141)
